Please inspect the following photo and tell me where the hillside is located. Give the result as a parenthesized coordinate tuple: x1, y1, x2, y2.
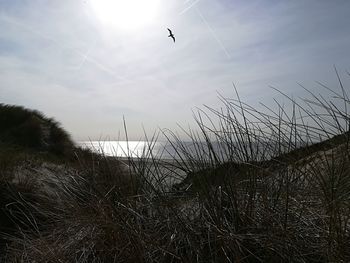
(0, 100, 349, 262)
(173, 132, 350, 192)
(0, 103, 75, 156)
(0, 104, 135, 261)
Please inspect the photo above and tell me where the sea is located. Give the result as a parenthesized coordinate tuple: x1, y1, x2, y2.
(77, 140, 233, 161)
(78, 140, 295, 161)
(78, 141, 195, 187)
(77, 140, 295, 188)
(78, 141, 183, 160)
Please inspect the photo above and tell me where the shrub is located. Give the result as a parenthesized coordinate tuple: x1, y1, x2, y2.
(0, 104, 74, 156)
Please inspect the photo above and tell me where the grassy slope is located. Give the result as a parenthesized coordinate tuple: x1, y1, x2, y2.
(0, 103, 75, 156)
(0, 104, 137, 261)
(1, 76, 350, 262)
(174, 131, 350, 192)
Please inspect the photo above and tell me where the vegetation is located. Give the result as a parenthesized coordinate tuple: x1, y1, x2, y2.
(0, 104, 74, 156)
(0, 71, 350, 262)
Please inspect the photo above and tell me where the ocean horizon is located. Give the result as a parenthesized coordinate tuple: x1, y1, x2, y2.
(78, 139, 308, 161)
(77, 140, 274, 162)
(78, 141, 180, 159)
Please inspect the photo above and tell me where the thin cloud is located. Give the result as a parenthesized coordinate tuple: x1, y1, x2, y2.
(0, 0, 349, 140)
(179, 0, 201, 16)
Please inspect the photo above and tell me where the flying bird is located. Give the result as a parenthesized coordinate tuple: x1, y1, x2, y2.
(167, 28, 175, 43)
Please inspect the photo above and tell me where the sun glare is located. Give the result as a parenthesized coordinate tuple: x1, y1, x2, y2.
(90, 0, 160, 31)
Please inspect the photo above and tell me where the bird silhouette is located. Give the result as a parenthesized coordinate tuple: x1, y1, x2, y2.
(167, 28, 175, 43)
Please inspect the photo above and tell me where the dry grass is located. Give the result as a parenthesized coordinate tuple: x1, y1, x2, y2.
(1, 70, 350, 262)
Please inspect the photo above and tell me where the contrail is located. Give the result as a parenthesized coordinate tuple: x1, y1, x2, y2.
(179, 0, 201, 15)
(195, 6, 231, 59)
(74, 41, 97, 71)
(0, 14, 130, 82)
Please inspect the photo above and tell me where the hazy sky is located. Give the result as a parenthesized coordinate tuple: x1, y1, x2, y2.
(1, 0, 350, 141)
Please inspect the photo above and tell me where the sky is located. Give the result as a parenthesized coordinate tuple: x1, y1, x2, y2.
(1, 0, 350, 141)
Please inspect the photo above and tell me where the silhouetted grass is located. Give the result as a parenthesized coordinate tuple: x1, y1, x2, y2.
(1, 70, 350, 262)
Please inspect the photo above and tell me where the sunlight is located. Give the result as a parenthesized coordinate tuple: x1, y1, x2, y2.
(90, 0, 160, 31)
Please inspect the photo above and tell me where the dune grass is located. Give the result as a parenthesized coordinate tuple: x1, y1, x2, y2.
(0, 103, 75, 157)
(1, 71, 350, 262)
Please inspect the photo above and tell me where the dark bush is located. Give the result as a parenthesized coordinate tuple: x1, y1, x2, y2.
(0, 103, 74, 156)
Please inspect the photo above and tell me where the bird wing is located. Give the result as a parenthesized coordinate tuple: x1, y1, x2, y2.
(167, 28, 172, 34)
(171, 35, 175, 42)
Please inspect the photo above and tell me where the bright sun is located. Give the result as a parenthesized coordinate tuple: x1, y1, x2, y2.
(90, 0, 160, 31)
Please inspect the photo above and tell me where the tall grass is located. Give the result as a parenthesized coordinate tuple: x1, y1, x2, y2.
(1, 70, 350, 262)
